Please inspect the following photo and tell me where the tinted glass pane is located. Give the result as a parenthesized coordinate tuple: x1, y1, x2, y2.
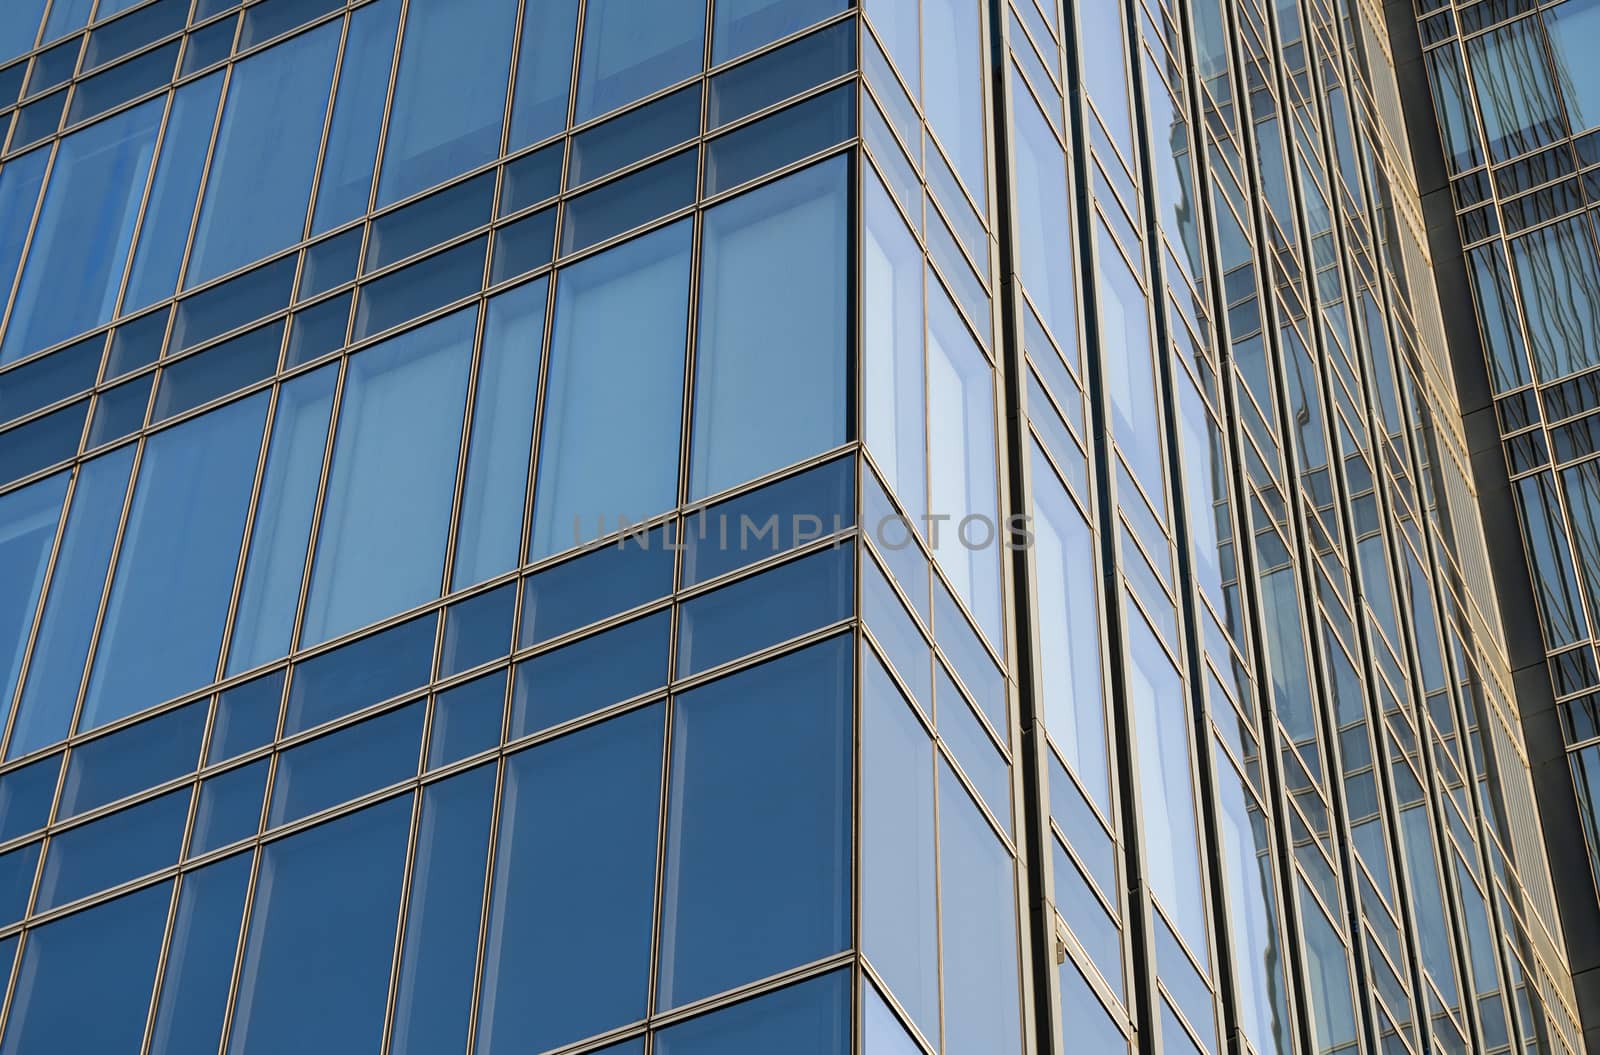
(478, 705, 664, 1053)
(531, 221, 691, 557)
(659, 636, 851, 1008)
(376, 0, 518, 205)
(440, 584, 516, 677)
(703, 84, 854, 195)
(676, 544, 853, 677)
(37, 788, 188, 909)
(0, 881, 170, 1055)
(0, 753, 60, 840)
(366, 173, 495, 272)
(713, 0, 845, 62)
(59, 700, 205, 817)
(209, 670, 285, 764)
(575, 0, 706, 121)
(521, 529, 674, 644)
(559, 149, 698, 254)
(681, 454, 854, 586)
(937, 664, 1010, 832)
(312, 0, 402, 233)
(0, 472, 67, 720)
(862, 552, 932, 710)
(84, 393, 269, 729)
(428, 670, 505, 767)
(285, 613, 434, 734)
(148, 853, 252, 1055)
(923, 0, 986, 200)
(0, 843, 38, 926)
(191, 759, 269, 854)
(511, 610, 670, 735)
(508, 0, 579, 148)
(268, 702, 423, 826)
(655, 969, 850, 1055)
(1010, 70, 1075, 349)
(1550, 0, 1600, 133)
(228, 797, 411, 1054)
(302, 308, 475, 643)
(571, 85, 700, 187)
(709, 20, 854, 128)
(864, 170, 928, 523)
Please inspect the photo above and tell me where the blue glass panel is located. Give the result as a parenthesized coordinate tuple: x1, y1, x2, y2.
(302, 308, 475, 643)
(1509, 215, 1600, 383)
(180, 16, 233, 74)
(922, 0, 986, 202)
(659, 636, 851, 1008)
(68, 41, 179, 125)
(511, 610, 669, 735)
(153, 321, 282, 422)
(500, 143, 564, 214)
(531, 221, 691, 557)
(190, 759, 268, 854)
(42, 0, 90, 41)
(171, 253, 296, 353)
(933, 576, 1005, 734)
(286, 293, 352, 365)
(37, 787, 188, 909)
(0, 338, 98, 428)
(353, 235, 487, 340)
(238, 0, 340, 47)
(0, 752, 59, 840)
(122, 74, 223, 311)
(1049, 749, 1115, 897)
(225, 362, 338, 673)
(862, 551, 932, 711)
(1010, 68, 1075, 349)
(0, 399, 84, 482)
(709, 19, 854, 128)
(453, 278, 547, 589)
(508, 0, 579, 149)
(428, 670, 505, 768)
(1550, 0, 1600, 133)
(864, 169, 928, 523)
(85, 373, 151, 448)
(862, 977, 925, 1054)
(938, 762, 1022, 1055)
(937, 664, 1010, 832)
(1, 97, 163, 363)
(311, 0, 401, 233)
(861, 647, 939, 1039)
(655, 969, 850, 1055)
(268, 702, 422, 826)
(0, 842, 36, 929)
(366, 173, 495, 272)
(228, 797, 411, 1054)
(300, 229, 363, 299)
(521, 529, 674, 644)
(106, 309, 167, 377)
(377, 0, 518, 206)
(704, 83, 854, 195)
(691, 157, 848, 497)
(559, 149, 698, 254)
(59, 700, 205, 818)
(676, 544, 853, 677)
(82, 393, 269, 729)
(186, 22, 340, 287)
(0, 1, 46, 64)
(490, 207, 556, 281)
(712, 0, 844, 63)
(149, 853, 252, 1055)
(682, 453, 854, 586)
(440, 584, 516, 677)
(863, 461, 931, 620)
(285, 614, 433, 735)
(478, 704, 663, 1053)
(1060, 960, 1128, 1054)
(0, 881, 170, 1055)
(862, 0, 917, 89)
(9, 445, 134, 755)
(392, 764, 495, 1055)
(0, 471, 67, 719)
(575, 0, 705, 122)
(572, 85, 700, 188)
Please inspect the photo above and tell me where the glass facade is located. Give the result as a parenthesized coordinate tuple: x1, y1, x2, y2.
(0, 0, 1586, 1054)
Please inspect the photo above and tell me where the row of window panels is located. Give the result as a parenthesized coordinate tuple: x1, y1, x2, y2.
(0, 0, 204, 69)
(0, 633, 1024, 1055)
(0, 82, 859, 487)
(0, 0, 857, 367)
(1446, 131, 1600, 214)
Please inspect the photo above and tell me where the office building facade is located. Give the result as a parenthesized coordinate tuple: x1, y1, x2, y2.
(0, 0, 1588, 1054)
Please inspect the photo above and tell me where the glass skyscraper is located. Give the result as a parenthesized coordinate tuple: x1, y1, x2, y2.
(0, 0, 1591, 1054)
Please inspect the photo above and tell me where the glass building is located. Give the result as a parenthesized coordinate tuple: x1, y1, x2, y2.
(0, 0, 1590, 1053)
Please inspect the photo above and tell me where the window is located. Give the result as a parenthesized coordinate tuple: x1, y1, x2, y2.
(863, 170, 928, 522)
(268, 703, 423, 826)
(227, 363, 338, 673)
(1009, 70, 1076, 352)
(861, 647, 939, 1040)
(0, 148, 49, 328)
(0, 471, 66, 720)
(377, 0, 519, 206)
(1510, 215, 1600, 383)
(926, 281, 1003, 645)
(531, 221, 692, 557)
(509, 0, 580, 148)
(477, 705, 664, 1054)
(1079, 0, 1133, 152)
(453, 278, 547, 589)
(1, 98, 164, 363)
(302, 307, 476, 644)
(659, 637, 852, 1008)
(575, 0, 706, 122)
(923, 0, 986, 201)
(228, 797, 412, 1054)
(1466, 244, 1532, 394)
(187, 23, 341, 287)
(1517, 473, 1586, 648)
(1466, 17, 1564, 161)
(149, 853, 252, 1055)
(691, 157, 848, 498)
(83, 393, 270, 730)
(311, 0, 402, 233)
(713, 0, 845, 63)
(1549, 0, 1600, 133)
(511, 611, 670, 735)
(655, 969, 850, 1055)
(862, 979, 925, 1054)
(1097, 227, 1162, 494)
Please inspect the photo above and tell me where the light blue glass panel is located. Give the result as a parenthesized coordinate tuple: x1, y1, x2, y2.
(691, 157, 847, 498)
(863, 0, 917, 91)
(656, 971, 851, 1055)
(1509, 215, 1600, 383)
(186, 23, 340, 287)
(83, 392, 269, 729)
(477, 705, 663, 1054)
(712, 0, 845, 63)
(863, 170, 927, 521)
(530, 221, 691, 558)
(392, 764, 495, 1055)
(0, 1, 46, 64)
(228, 797, 411, 1055)
(42, 0, 89, 40)
(226, 363, 338, 673)
(0, 881, 170, 1055)
(1097, 227, 1162, 492)
(1550, 0, 1600, 132)
(938, 761, 1022, 1055)
(861, 646, 939, 1040)
(311, 0, 402, 233)
(0, 148, 49, 321)
(1, 97, 164, 363)
(149, 853, 252, 1055)
(453, 278, 546, 589)
(1465, 18, 1563, 161)
(124, 72, 225, 313)
(1010, 68, 1075, 349)
(9, 446, 134, 756)
(862, 979, 924, 1054)
(923, 0, 986, 201)
(301, 308, 475, 644)
(1029, 443, 1107, 808)
(376, 0, 518, 206)
(1079, 0, 1133, 150)
(0, 471, 67, 723)
(508, 0, 580, 149)
(659, 637, 851, 1009)
(926, 280, 1003, 645)
(1298, 882, 1360, 1055)
(575, 0, 705, 122)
